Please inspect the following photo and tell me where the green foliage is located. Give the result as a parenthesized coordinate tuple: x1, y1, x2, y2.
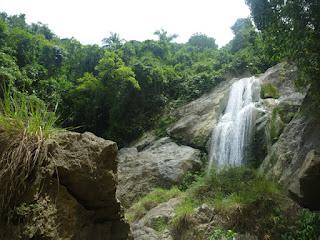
(169, 167, 291, 238)
(209, 228, 237, 240)
(269, 107, 284, 143)
(169, 198, 195, 237)
(0, 89, 58, 219)
(281, 209, 320, 240)
(0, 10, 280, 145)
(187, 33, 218, 50)
(178, 172, 200, 191)
(126, 187, 181, 222)
(150, 218, 168, 233)
(0, 88, 57, 137)
(245, 0, 320, 110)
(260, 83, 280, 99)
(187, 167, 281, 208)
(154, 115, 176, 137)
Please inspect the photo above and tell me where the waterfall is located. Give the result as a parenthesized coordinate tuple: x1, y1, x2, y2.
(208, 77, 260, 169)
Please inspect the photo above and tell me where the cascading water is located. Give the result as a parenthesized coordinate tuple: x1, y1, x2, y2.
(208, 77, 260, 169)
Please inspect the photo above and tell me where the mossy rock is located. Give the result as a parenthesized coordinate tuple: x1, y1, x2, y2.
(260, 83, 280, 99)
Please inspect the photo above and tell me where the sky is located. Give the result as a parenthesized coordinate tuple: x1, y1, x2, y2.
(1, 0, 250, 47)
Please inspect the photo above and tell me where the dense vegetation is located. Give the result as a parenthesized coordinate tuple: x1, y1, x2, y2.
(126, 167, 320, 239)
(246, 0, 320, 112)
(0, 1, 319, 239)
(0, 12, 277, 146)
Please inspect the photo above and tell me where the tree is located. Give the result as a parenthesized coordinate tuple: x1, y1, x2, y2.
(229, 18, 256, 53)
(246, 0, 320, 109)
(154, 29, 178, 42)
(102, 32, 124, 49)
(187, 33, 218, 50)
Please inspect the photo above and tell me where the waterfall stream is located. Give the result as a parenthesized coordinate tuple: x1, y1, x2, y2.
(208, 77, 261, 169)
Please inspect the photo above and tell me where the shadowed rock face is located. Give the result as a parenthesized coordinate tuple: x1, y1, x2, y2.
(261, 117, 320, 210)
(0, 131, 132, 240)
(48, 131, 132, 240)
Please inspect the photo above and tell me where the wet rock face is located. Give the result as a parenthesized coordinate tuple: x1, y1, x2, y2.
(117, 137, 202, 208)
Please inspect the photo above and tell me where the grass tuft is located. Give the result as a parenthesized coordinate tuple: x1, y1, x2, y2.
(0, 89, 58, 219)
(126, 187, 181, 222)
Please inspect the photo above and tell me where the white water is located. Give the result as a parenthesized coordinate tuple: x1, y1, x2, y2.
(208, 77, 260, 169)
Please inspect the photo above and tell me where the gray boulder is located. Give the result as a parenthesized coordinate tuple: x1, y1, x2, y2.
(261, 116, 320, 210)
(117, 137, 202, 208)
(131, 198, 180, 240)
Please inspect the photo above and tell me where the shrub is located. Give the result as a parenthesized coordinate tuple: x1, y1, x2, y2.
(209, 228, 237, 240)
(280, 209, 320, 240)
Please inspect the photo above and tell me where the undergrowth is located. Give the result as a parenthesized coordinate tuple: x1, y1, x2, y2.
(126, 187, 181, 222)
(0, 89, 58, 219)
(169, 166, 293, 238)
(125, 166, 320, 239)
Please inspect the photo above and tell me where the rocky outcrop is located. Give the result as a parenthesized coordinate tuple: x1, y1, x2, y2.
(48, 132, 131, 239)
(252, 63, 305, 166)
(117, 137, 202, 208)
(131, 198, 181, 240)
(0, 131, 131, 240)
(166, 79, 235, 150)
(261, 116, 320, 210)
(255, 64, 320, 210)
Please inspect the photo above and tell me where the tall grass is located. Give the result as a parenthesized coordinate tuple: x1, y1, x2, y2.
(126, 187, 181, 222)
(0, 89, 58, 219)
(0, 90, 57, 138)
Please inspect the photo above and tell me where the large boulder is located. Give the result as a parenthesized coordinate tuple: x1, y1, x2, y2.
(166, 79, 235, 149)
(48, 132, 131, 239)
(0, 131, 131, 240)
(261, 116, 320, 210)
(117, 137, 202, 208)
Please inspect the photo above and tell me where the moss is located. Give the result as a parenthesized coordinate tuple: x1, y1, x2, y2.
(15, 195, 60, 240)
(260, 83, 280, 99)
(270, 107, 284, 143)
